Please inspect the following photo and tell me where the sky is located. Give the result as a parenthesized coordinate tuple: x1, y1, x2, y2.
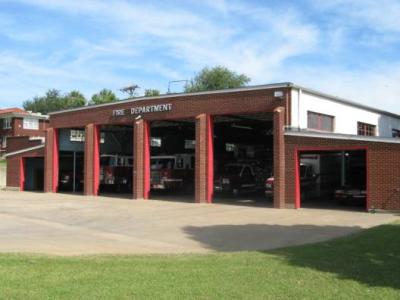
(0, 0, 400, 113)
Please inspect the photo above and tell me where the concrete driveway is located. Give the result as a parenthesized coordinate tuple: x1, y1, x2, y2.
(0, 191, 398, 255)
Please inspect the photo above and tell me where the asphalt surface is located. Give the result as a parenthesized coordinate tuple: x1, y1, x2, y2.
(0, 191, 397, 255)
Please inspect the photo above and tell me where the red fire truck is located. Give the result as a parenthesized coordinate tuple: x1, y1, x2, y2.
(150, 154, 195, 191)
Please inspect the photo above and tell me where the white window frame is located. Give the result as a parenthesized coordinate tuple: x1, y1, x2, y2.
(3, 118, 12, 129)
(23, 117, 39, 130)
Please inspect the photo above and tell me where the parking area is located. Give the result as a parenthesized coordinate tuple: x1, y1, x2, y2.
(0, 191, 397, 255)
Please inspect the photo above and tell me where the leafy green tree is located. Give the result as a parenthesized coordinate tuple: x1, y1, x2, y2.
(63, 90, 86, 108)
(184, 66, 250, 93)
(23, 89, 87, 114)
(144, 89, 161, 97)
(89, 89, 118, 105)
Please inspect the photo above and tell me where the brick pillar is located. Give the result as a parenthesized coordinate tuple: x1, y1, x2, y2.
(195, 114, 214, 203)
(273, 107, 286, 208)
(44, 127, 59, 193)
(84, 124, 100, 196)
(133, 119, 150, 199)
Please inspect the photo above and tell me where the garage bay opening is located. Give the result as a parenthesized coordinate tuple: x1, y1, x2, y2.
(99, 125, 133, 196)
(150, 119, 195, 202)
(297, 149, 367, 210)
(58, 128, 85, 193)
(23, 157, 44, 191)
(213, 113, 273, 205)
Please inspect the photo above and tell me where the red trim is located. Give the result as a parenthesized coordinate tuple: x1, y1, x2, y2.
(93, 125, 100, 196)
(365, 150, 370, 211)
(143, 120, 150, 199)
(294, 146, 368, 211)
(294, 149, 300, 209)
(52, 129, 59, 193)
(19, 157, 25, 191)
(207, 115, 214, 203)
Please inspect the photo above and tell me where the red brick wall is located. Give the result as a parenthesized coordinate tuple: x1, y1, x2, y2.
(0, 117, 48, 152)
(50, 88, 290, 128)
(12, 118, 48, 137)
(284, 135, 400, 210)
(6, 136, 43, 153)
(273, 107, 286, 208)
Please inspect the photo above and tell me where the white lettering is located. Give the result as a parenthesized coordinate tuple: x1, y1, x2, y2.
(125, 103, 172, 116)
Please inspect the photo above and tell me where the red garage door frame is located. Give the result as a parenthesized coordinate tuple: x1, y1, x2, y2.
(294, 146, 369, 210)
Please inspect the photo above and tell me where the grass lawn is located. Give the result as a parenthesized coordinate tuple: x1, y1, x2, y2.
(0, 221, 399, 299)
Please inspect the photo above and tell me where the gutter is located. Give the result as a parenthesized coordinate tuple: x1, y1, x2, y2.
(4, 145, 45, 158)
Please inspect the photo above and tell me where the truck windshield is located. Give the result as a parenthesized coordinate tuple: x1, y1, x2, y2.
(151, 158, 175, 169)
(300, 165, 308, 177)
(223, 165, 243, 175)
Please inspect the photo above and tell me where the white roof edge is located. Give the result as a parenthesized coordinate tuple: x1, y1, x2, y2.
(4, 145, 45, 158)
(291, 84, 400, 119)
(48, 82, 293, 115)
(0, 113, 49, 120)
(285, 130, 400, 144)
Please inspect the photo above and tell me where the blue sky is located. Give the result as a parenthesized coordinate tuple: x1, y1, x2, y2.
(0, 0, 400, 113)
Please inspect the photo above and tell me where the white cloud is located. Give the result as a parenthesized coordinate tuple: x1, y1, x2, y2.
(0, 0, 399, 114)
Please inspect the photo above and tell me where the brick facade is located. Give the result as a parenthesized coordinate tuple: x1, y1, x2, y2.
(6, 147, 44, 189)
(284, 135, 400, 210)
(7, 85, 400, 211)
(273, 107, 286, 208)
(6, 136, 43, 153)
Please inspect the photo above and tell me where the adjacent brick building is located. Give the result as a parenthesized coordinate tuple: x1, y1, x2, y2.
(0, 108, 48, 156)
(5, 83, 400, 210)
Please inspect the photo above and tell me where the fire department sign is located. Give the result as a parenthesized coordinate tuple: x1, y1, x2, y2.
(113, 103, 172, 117)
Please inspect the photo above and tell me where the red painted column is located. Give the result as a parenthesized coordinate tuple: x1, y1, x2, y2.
(19, 158, 25, 191)
(195, 114, 214, 203)
(93, 125, 101, 196)
(133, 119, 150, 199)
(84, 124, 100, 196)
(44, 127, 59, 193)
(52, 129, 59, 193)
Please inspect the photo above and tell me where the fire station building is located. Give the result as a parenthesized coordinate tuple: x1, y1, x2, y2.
(5, 82, 400, 211)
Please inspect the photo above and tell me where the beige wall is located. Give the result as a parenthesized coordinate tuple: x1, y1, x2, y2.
(0, 161, 6, 188)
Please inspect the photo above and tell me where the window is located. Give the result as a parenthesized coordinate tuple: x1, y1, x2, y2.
(151, 137, 162, 147)
(3, 118, 11, 129)
(358, 122, 376, 136)
(392, 129, 400, 138)
(70, 130, 85, 142)
(307, 111, 334, 132)
(184, 140, 195, 149)
(23, 117, 39, 130)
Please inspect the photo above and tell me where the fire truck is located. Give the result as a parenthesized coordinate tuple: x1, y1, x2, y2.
(100, 154, 133, 192)
(150, 154, 195, 191)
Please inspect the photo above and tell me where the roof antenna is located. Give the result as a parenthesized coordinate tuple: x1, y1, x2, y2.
(120, 84, 140, 97)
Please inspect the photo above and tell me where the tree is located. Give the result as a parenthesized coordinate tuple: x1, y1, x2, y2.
(23, 89, 87, 114)
(144, 89, 161, 97)
(63, 90, 86, 108)
(184, 66, 250, 93)
(89, 89, 118, 105)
